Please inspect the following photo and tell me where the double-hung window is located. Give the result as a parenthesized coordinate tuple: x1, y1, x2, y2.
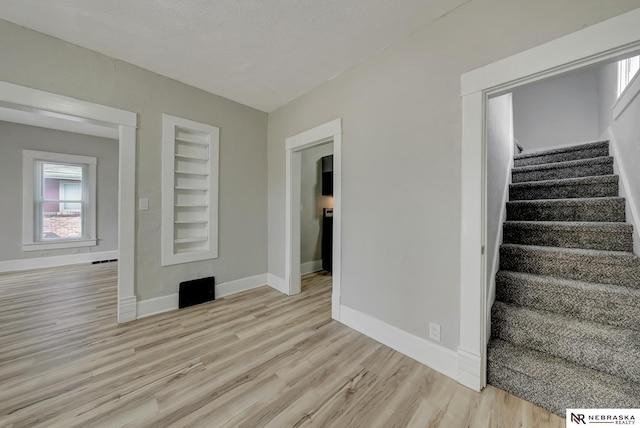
(22, 150, 97, 251)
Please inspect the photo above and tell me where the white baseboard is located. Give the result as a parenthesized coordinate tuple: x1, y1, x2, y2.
(0, 250, 119, 273)
(137, 273, 269, 319)
(300, 260, 323, 275)
(339, 305, 458, 381)
(118, 295, 137, 324)
(457, 348, 484, 391)
(216, 274, 267, 298)
(267, 273, 287, 295)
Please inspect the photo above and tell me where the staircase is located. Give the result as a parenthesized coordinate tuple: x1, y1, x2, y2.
(488, 140, 640, 416)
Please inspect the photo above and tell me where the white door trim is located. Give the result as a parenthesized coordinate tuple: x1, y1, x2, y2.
(458, 8, 640, 392)
(285, 118, 342, 320)
(0, 81, 138, 324)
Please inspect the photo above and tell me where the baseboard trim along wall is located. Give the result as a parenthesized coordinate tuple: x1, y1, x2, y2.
(339, 304, 458, 381)
(137, 273, 269, 319)
(267, 273, 288, 295)
(0, 250, 119, 273)
(300, 260, 323, 275)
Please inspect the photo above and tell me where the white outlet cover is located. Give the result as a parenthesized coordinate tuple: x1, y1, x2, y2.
(429, 322, 441, 342)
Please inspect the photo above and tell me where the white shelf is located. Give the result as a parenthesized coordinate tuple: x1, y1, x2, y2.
(174, 170, 209, 176)
(175, 136, 208, 146)
(162, 114, 219, 266)
(174, 237, 208, 244)
(174, 153, 208, 161)
(175, 186, 209, 191)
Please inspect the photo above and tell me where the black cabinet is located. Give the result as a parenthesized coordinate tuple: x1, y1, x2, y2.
(322, 208, 333, 272)
(321, 155, 333, 196)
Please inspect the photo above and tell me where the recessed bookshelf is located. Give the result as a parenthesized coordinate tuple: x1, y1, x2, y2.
(161, 114, 219, 266)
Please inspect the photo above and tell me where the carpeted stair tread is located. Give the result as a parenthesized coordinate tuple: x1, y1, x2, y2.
(487, 338, 640, 416)
(511, 156, 613, 183)
(506, 197, 625, 222)
(495, 271, 640, 331)
(491, 301, 640, 383)
(509, 175, 618, 201)
(514, 140, 609, 167)
(503, 221, 633, 251)
(499, 244, 640, 288)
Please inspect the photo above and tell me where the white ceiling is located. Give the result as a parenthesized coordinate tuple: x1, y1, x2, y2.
(0, 0, 467, 112)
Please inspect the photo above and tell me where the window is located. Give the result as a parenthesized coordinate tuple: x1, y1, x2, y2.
(617, 55, 640, 97)
(22, 150, 97, 251)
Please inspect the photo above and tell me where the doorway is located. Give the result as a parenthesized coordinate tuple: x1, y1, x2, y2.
(0, 81, 137, 323)
(458, 9, 640, 392)
(285, 118, 342, 321)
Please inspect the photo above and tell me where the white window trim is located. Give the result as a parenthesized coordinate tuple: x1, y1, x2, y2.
(22, 150, 97, 251)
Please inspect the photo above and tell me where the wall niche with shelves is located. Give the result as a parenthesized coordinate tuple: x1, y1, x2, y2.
(161, 114, 219, 266)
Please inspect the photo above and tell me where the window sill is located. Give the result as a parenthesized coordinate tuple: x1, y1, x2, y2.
(614, 71, 640, 120)
(22, 239, 97, 252)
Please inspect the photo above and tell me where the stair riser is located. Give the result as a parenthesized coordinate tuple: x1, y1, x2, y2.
(509, 180, 618, 201)
(502, 226, 633, 252)
(506, 200, 626, 222)
(512, 161, 613, 183)
(514, 146, 609, 167)
(499, 246, 640, 288)
(495, 274, 640, 331)
(491, 305, 640, 384)
(487, 361, 640, 417)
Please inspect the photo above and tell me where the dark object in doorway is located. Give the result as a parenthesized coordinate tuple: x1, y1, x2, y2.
(179, 276, 215, 309)
(321, 155, 333, 196)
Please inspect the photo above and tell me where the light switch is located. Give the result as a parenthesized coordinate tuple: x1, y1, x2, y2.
(139, 198, 149, 211)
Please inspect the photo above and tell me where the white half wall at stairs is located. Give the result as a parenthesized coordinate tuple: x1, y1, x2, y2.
(598, 62, 640, 254)
(485, 93, 514, 343)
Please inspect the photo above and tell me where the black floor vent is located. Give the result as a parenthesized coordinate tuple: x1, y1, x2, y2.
(179, 276, 215, 309)
(91, 259, 118, 264)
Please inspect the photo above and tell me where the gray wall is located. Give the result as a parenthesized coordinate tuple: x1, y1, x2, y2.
(300, 143, 333, 265)
(267, 0, 640, 350)
(486, 94, 514, 321)
(0, 19, 268, 301)
(598, 62, 619, 135)
(512, 67, 601, 151)
(0, 121, 118, 261)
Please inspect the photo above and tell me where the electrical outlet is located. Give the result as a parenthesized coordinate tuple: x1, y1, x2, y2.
(429, 322, 441, 342)
(139, 198, 149, 211)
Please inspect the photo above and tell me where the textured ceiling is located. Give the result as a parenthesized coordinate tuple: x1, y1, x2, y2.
(0, 0, 467, 112)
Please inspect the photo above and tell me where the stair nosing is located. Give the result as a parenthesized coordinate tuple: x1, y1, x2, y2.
(504, 220, 632, 229)
(497, 270, 640, 298)
(514, 140, 609, 160)
(512, 156, 613, 173)
(509, 174, 617, 189)
(501, 243, 637, 259)
(506, 196, 624, 205)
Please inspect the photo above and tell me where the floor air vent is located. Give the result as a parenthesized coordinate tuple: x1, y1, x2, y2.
(179, 276, 215, 309)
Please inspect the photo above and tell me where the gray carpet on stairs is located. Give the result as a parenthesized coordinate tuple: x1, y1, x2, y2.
(506, 197, 626, 222)
(512, 156, 613, 183)
(488, 339, 640, 415)
(489, 140, 640, 417)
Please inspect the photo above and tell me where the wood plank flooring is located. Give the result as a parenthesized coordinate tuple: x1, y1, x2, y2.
(0, 264, 564, 427)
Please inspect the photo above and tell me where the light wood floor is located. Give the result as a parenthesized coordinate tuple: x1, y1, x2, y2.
(0, 264, 563, 427)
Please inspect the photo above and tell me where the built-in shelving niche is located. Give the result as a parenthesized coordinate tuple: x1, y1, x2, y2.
(161, 114, 219, 266)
